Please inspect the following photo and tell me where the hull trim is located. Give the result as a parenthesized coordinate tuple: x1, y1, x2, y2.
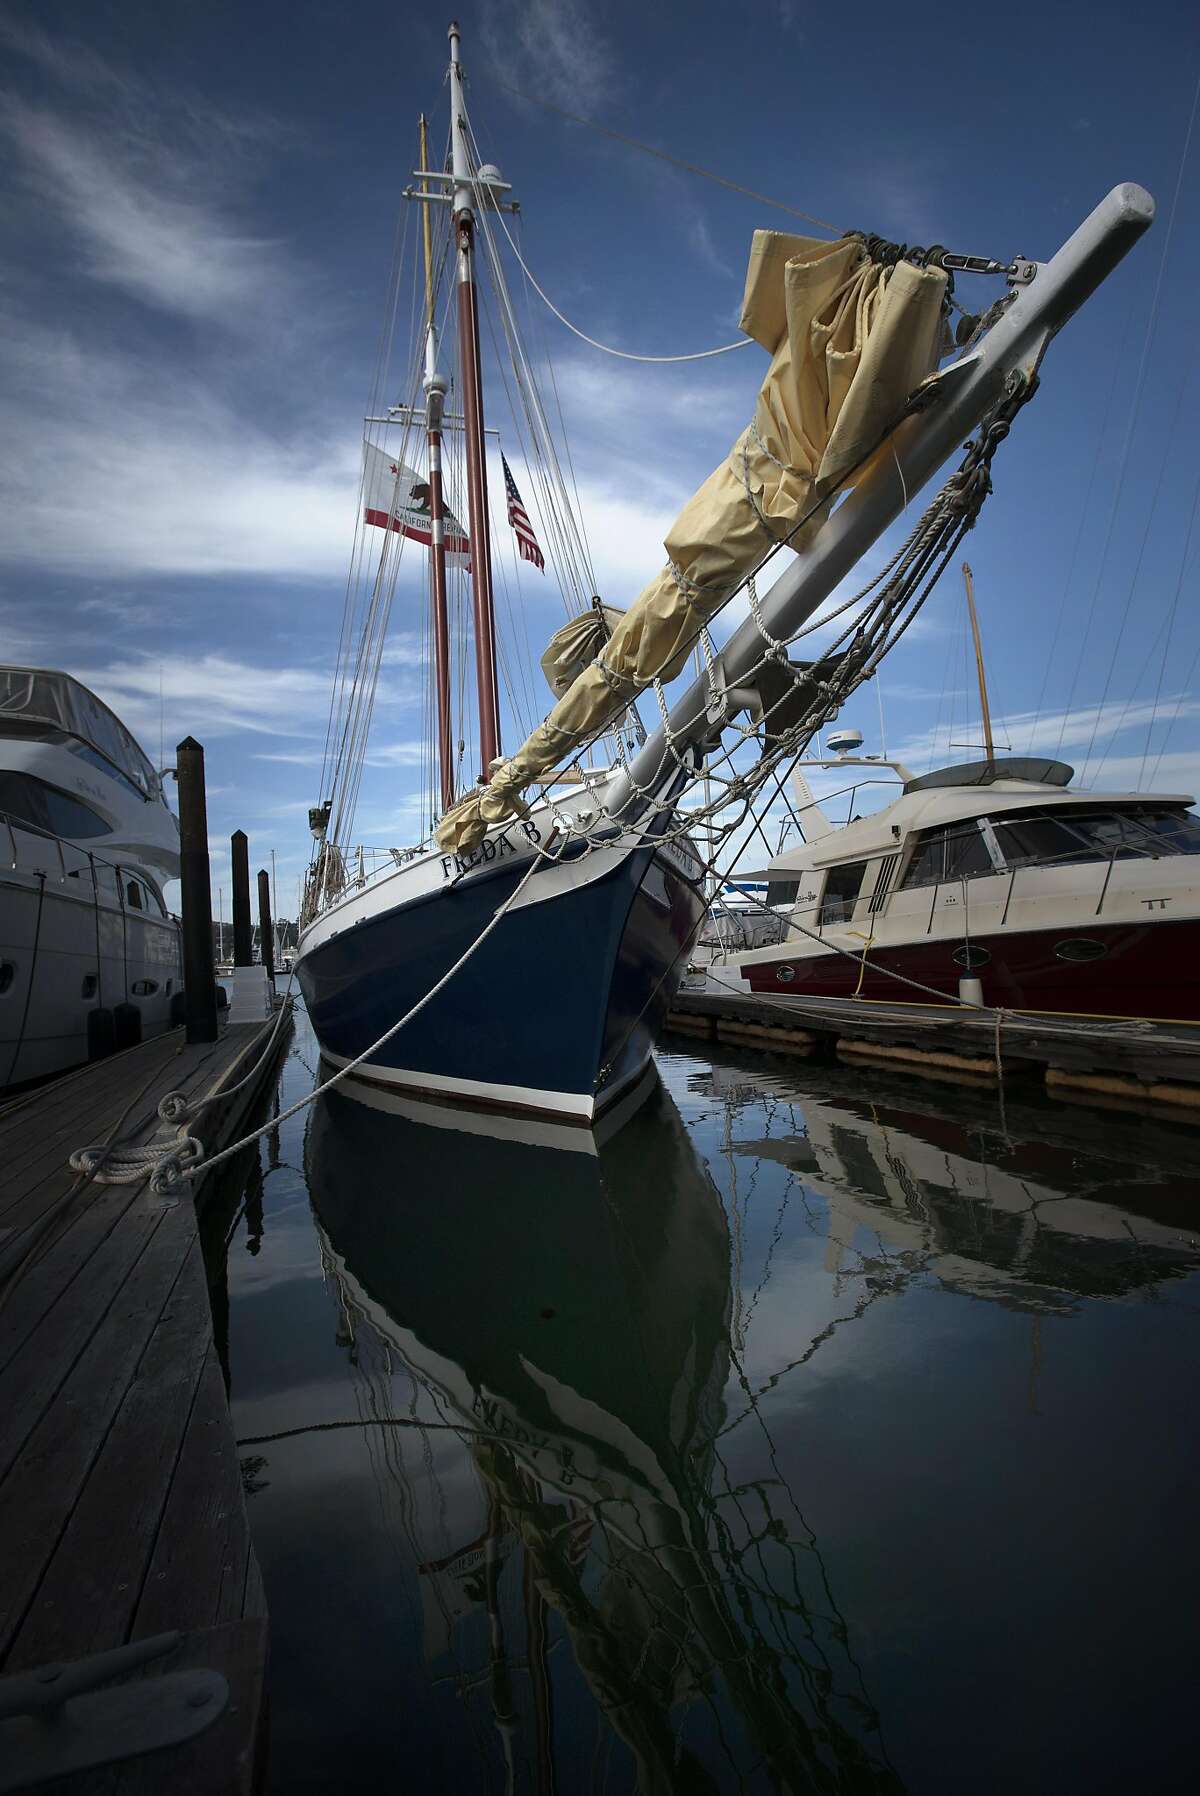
(316, 1042, 656, 1125)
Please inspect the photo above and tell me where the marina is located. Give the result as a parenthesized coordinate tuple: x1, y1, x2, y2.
(1, 2, 1198, 1789)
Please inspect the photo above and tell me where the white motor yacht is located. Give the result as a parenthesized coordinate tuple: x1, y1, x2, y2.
(736, 754, 1200, 1021)
(0, 667, 183, 1087)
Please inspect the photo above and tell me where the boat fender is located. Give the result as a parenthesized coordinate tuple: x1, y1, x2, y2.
(87, 1007, 116, 1062)
(216, 985, 229, 1011)
(169, 991, 188, 1028)
(113, 1001, 142, 1051)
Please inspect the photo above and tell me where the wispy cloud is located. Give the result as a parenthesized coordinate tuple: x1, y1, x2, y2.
(73, 652, 338, 747)
(255, 739, 425, 768)
(0, 316, 363, 577)
(0, 17, 295, 332)
(1, 98, 290, 325)
(481, 0, 616, 109)
(890, 693, 1200, 779)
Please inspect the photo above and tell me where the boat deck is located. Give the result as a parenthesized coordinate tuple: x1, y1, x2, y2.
(0, 1013, 290, 1792)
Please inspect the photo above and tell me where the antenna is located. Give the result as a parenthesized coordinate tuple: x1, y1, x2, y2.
(962, 561, 995, 769)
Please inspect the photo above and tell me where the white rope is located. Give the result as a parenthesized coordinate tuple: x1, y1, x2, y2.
(495, 209, 754, 364)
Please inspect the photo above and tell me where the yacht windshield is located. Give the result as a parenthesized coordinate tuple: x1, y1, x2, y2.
(992, 806, 1200, 867)
(0, 668, 158, 799)
(899, 805, 1200, 890)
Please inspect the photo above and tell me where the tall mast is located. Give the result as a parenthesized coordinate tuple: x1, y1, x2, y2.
(419, 113, 455, 815)
(448, 20, 501, 779)
(962, 561, 995, 769)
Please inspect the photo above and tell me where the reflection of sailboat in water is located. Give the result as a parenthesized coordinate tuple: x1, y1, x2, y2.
(305, 1080, 903, 1793)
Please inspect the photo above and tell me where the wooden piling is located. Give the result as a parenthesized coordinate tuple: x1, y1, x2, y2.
(176, 737, 218, 1045)
(231, 830, 252, 969)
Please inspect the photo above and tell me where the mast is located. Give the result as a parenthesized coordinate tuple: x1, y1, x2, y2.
(448, 20, 501, 779)
(961, 560, 995, 768)
(420, 113, 455, 815)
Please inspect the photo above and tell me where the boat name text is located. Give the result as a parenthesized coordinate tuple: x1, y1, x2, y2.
(441, 820, 542, 882)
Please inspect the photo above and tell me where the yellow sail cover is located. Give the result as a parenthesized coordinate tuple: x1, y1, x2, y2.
(437, 232, 947, 855)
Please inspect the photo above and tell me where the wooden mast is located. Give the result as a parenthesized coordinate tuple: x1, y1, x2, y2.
(448, 21, 501, 781)
(962, 560, 995, 769)
(419, 113, 455, 816)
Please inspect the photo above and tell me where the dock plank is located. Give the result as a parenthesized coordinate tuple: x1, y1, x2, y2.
(0, 1209, 194, 1658)
(0, 1197, 163, 1461)
(7, 1232, 214, 1669)
(132, 1343, 256, 1639)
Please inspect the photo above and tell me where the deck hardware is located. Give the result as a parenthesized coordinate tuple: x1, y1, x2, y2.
(0, 1630, 229, 1791)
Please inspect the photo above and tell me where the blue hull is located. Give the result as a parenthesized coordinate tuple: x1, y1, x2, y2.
(296, 838, 704, 1119)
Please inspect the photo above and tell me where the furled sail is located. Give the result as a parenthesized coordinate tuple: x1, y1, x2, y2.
(539, 601, 627, 698)
(437, 232, 947, 855)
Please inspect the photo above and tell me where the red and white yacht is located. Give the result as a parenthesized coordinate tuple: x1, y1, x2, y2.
(737, 754, 1200, 1022)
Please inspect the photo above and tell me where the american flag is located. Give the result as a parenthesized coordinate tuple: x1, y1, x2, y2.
(501, 454, 545, 572)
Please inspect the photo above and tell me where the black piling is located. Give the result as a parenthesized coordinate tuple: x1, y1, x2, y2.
(257, 868, 275, 982)
(176, 736, 219, 1044)
(231, 829, 252, 968)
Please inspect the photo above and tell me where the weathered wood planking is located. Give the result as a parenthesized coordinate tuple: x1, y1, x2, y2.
(0, 1009, 289, 1792)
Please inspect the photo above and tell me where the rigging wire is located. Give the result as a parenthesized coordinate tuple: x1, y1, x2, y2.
(1024, 290, 1137, 753)
(493, 207, 755, 363)
(1078, 341, 1200, 783)
(484, 74, 842, 236)
(1055, 65, 1200, 763)
(1139, 470, 1200, 786)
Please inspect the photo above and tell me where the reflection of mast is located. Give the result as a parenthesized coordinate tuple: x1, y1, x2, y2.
(483, 1489, 519, 1790)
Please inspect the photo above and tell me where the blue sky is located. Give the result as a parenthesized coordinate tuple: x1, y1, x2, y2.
(2, 0, 1198, 914)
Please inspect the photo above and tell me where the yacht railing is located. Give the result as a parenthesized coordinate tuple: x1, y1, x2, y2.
(0, 806, 177, 925)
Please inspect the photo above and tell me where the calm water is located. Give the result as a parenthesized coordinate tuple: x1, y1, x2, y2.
(207, 1006, 1200, 1794)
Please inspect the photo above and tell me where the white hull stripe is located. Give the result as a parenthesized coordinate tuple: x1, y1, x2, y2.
(319, 1049, 609, 1123)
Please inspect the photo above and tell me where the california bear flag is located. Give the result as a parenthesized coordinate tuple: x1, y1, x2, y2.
(362, 442, 469, 562)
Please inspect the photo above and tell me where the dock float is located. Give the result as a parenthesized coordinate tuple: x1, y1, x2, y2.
(0, 1006, 290, 1792)
(666, 985, 1200, 1111)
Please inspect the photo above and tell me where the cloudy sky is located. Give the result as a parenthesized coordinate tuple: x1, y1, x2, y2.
(2, 0, 1197, 914)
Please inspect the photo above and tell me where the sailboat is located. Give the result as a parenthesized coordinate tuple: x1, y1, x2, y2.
(293, 18, 1154, 1121)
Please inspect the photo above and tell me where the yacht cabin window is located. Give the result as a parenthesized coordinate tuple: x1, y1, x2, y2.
(0, 771, 110, 840)
(766, 877, 801, 906)
(898, 805, 1200, 891)
(992, 806, 1200, 866)
(899, 821, 995, 890)
(818, 861, 867, 924)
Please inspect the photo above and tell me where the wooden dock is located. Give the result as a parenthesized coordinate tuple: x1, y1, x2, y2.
(667, 983, 1200, 1111)
(0, 1010, 290, 1792)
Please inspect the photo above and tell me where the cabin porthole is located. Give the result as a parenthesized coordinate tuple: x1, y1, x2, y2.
(776, 965, 797, 983)
(1055, 938, 1107, 963)
(0, 961, 15, 996)
(130, 978, 159, 996)
(81, 973, 98, 999)
(952, 945, 991, 970)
